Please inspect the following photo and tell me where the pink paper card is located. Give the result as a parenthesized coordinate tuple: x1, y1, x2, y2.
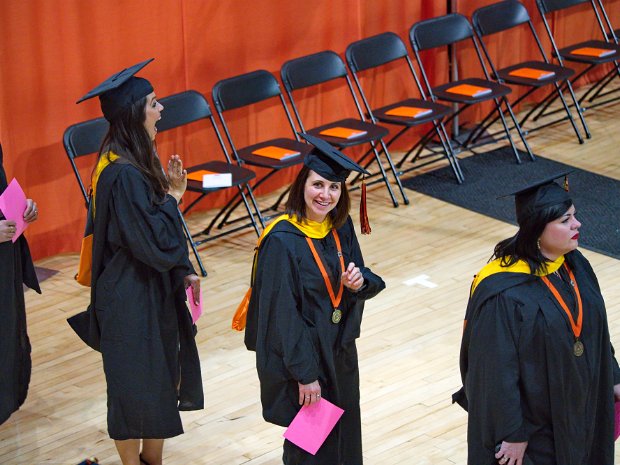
(185, 286, 203, 323)
(0, 178, 28, 243)
(283, 398, 344, 455)
(615, 401, 620, 440)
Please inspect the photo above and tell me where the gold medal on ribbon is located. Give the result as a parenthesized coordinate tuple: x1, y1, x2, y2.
(541, 264, 584, 358)
(306, 230, 346, 325)
(574, 340, 584, 357)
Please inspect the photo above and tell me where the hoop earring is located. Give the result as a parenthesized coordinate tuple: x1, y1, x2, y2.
(537, 238, 541, 250)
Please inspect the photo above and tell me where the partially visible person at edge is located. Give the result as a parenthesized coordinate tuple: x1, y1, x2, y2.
(242, 134, 386, 464)
(0, 143, 40, 425)
(68, 59, 203, 465)
(453, 173, 620, 465)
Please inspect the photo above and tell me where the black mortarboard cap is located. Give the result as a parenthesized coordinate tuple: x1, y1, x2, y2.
(501, 171, 573, 225)
(77, 58, 154, 121)
(299, 133, 370, 182)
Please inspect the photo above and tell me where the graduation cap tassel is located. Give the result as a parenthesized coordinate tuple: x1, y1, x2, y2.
(360, 176, 371, 235)
(564, 175, 569, 192)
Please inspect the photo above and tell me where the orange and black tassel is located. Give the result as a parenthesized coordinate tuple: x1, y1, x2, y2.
(360, 178, 371, 235)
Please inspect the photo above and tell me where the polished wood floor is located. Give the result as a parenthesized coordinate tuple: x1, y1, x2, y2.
(2, 95, 620, 464)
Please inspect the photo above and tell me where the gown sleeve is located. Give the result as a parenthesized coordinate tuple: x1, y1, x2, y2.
(253, 233, 320, 385)
(466, 292, 529, 446)
(108, 166, 194, 276)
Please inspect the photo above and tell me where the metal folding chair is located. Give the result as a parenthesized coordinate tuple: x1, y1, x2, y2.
(157, 90, 262, 251)
(472, 0, 590, 144)
(534, 0, 620, 117)
(409, 13, 535, 164)
(281, 50, 409, 207)
(345, 32, 463, 183)
(211, 70, 311, 226)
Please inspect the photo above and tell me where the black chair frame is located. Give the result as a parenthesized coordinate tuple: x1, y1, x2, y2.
(587, 0, 620, 105)
(156, 90, 263, 251)
(471, 0, 589, 145)
(211, 70, 311, 227)
(532, 0, 620, 120)
(346, 32, 464, 183)
(410, 13, 535, 164)
(281, 50, 409, 206)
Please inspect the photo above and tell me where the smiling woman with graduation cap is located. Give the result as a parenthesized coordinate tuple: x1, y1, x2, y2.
(453, 173, 620, 465)
(237, 133, 386, 464)
(68, 59, 203, 465)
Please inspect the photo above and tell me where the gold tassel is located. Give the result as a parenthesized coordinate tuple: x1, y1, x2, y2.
(360, 177, 371, 235)
(564, 175, 569, 192)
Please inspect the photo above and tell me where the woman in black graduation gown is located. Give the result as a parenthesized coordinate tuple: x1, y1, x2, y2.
(244, 134, 386, 464)
(453, 174, 620, 465)
(68, 60, 203, 465)
(0, 143, 40, 425)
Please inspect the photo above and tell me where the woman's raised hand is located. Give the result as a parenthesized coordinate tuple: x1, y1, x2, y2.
(342, 262, 364, 291)
(167, 154, 187, 203)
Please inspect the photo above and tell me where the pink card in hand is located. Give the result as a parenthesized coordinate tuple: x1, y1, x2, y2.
(0, 178, 28, 243)
(283, 398, 344, 455)
(185, 286, 203, 323)
(615, 401, 620, 440)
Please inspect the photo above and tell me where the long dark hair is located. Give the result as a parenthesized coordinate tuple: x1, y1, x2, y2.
(98, 96, 168, 199)
(493, 199, 573, 274)
(285, 165, 351, 229)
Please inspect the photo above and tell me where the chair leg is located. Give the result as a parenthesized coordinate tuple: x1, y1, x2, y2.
(493, 98, 522, 164)
(378, 140, 409, 205)
(368, 140, 399, 207)
(553, 81, 584, 144)
(238, 185, 262, 237)
(435, 121, 464, 183)
(244, 183, 266, 231)
(218, 170, 280, 230)
(501, 97, 535, 162)
(177, 207, 207, 277)
(587, 68, 616, 102)
(563, 80, 591, 140)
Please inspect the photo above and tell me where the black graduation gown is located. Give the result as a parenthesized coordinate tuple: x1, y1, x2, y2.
(68, 161, 203, 440)
(0, 145, 41, 425)
(245, 217, 385, 465)
(453, 250, 620, 465)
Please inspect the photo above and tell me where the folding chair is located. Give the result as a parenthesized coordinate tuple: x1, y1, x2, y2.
(472, 0, 589, 144)
(156, 90, 262, 249)
(587, 0, 620, 105)
(211, 70, 311, 226)
(534, 0, 620, 117)
(345, 32, 464, 184)
(409, 13, 535, 164)
(281, 50, 409, 207)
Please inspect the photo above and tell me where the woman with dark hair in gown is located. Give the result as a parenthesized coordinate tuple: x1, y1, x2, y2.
(454, 174, 620, 465)
(68, 60, 203, 465)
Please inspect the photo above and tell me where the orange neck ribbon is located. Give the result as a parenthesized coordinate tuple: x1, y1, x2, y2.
(540, 263, 583, 339)
(305, 229, 345, 309)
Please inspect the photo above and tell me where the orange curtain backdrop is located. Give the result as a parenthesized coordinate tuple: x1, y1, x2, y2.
(0, 0, 615, 261)
(0, 0, 445, 260)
